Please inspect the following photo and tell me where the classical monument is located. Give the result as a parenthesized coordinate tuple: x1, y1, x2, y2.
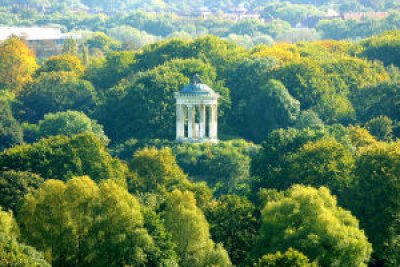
(175, 75, 219, 143)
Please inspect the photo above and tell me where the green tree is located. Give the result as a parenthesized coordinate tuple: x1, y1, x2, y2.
(250, 128, 327, 194)
(84, 51, 136, 91)
(36, 110, 109, 145)
(141, 207, 179, 266)
(245, 79, 300, 142)
(345, 142, 400, 259)
(0, 100, 23, 151)
(353, 81, 400, 123)
(255, 185, 372, 267)
(360, 31, 400, 67)
(18, 71, 98, 122)
(0, 170, 43, 213)
(164, 190, 231, 267)
(365, 115, 393, 141)
(0, 133, 126, 182)
(285, 137, 355, 196)
(205, 195, 258, 265)
(294, 110, 324, 130)
(255, 248, 316, 267)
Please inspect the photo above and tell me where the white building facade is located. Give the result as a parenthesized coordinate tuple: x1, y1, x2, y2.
(175, 75, 219, 143)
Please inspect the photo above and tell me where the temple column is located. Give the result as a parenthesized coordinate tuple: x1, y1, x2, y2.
(176, 104, 184, 140)
(187, 105, 195, 140)
(199, 104, 206, 139)
(208, 104, 218, 140)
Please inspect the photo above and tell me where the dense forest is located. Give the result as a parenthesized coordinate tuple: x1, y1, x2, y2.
(1, 1, 400, 267)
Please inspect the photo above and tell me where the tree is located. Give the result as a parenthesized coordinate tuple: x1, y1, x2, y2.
(37, 54, 84, 75)
(0, 100, 23, 151)
(225, 57, 277, 139)
(163, 190, 231, 267)
(365, 115, 393, 141)
(18, 71, 98, 122)
(250, 128, 327, 194)
(131, 147, 187, 191)
(141, 207, 179, 266)
(353, 81, 400, 123)
(173, 140, 254, 196)
(0, 208, 50, 267)
(294, 110, 324, 130)
(0, 133, 126, 182)
(205, 195, 258, 265)
(18, 179, 75, 267)
(360, 31, 400, 67)
(285, 137, 355, 196)
(0, 170, 43, 213)
(62, 38, 78, 55)
(0, 37, 38, 93)
(84, 51, 136, 91)
(273, 58, 354, 123)
(18, 177, 154, 267)
(345, 142, 400, 259)
(36, 111, 109, 145)
(255, 186, 372, 267)
(255, 248, 316, 267)
(245, 79, 300, 142)
(89, 179, 153, 267)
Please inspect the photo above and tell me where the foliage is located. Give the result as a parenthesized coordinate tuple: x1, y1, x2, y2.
(0, 133, 126, 182)
(353, 81, 400, 123)
(0, 208, 50, 267)
(36, 110, 109, 145)
(0, 37, 38, 93)
(251, 128, 327, 192)
(345, 142, 400, 258)
(0, 170, 44, 213)
(205, 195, 258, 265)
(255, 248, 316, 267)
(131, 147, 187, 191)
(17, 71, 98, 122)
(163, 190, 232, 267)
(255, 185, 372, 267)
(244, 79, 300, 142)
(37, 54, 85, 75)
(365, 116, 393, 141)
(0, 100, 23, 151)
(18, 176, 155, 266)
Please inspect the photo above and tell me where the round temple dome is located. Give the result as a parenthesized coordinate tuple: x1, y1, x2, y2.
(179, 74, 218, 97)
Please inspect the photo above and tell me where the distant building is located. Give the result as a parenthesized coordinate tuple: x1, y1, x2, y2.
(0, 27, 81, 57)
(192, 7, 212, 20)
(224, 5, 262, 21)
(342, 12, 389, 21)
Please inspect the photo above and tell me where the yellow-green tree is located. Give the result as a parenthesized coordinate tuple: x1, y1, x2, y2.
(37, 54, 85, 75)
(0, 37, 38, 93)
(164, 190, 232, 267)
(18, 176, 154, 267)
(0, 208, 50, 267)
(255, 185, 372, 267)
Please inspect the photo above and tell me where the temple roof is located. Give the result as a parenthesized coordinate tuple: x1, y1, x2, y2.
(179, 74, 218, 97)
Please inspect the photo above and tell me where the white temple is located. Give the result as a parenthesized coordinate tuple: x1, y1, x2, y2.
(175, 75, 219, 143)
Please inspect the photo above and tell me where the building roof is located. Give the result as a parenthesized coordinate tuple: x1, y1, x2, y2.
(0, 27, 80, 41)
(179, 74, 219, 97)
